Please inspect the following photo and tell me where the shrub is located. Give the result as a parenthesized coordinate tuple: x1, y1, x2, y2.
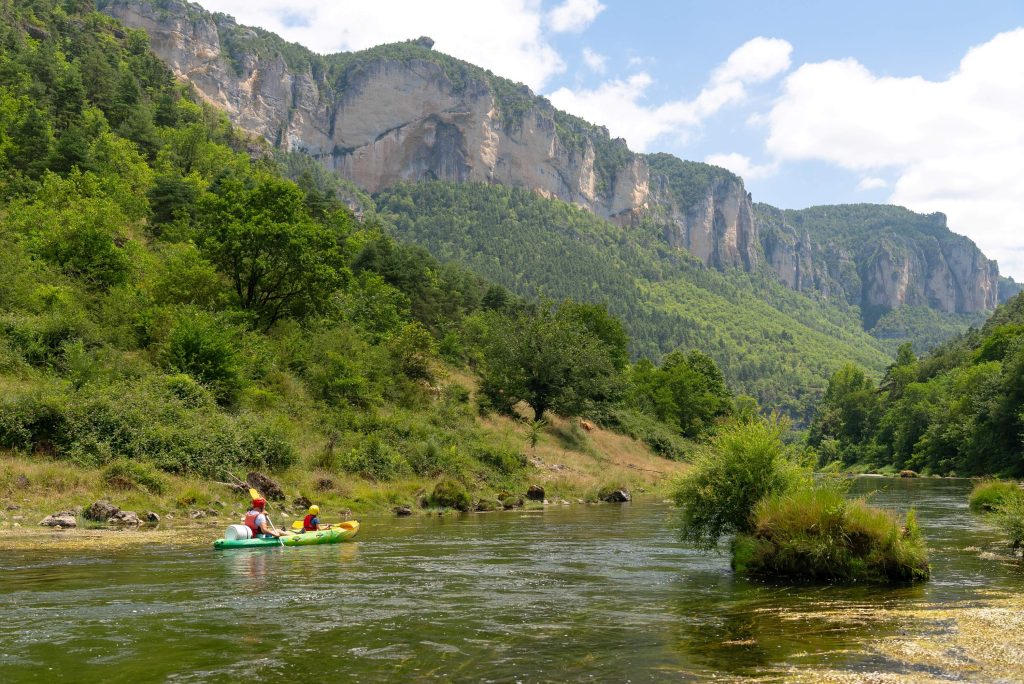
(672, 419, 810, 549)
(339, 437, 409, 481)
(101, 459, 167, 494)
(994, 494, 1024, 551)
(407, 441, 468, 478)
(428, 477, 471, 511)
(732, 485, 930, 583)
(472, 444, 526, 475)
(161, 309, 244, 405)
(968, 480, 1022, 513)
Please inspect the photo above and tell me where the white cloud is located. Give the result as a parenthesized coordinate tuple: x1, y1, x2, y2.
(711, 37, 793, 85)
(548, 36, 793, 151)
(194, 0, 567, 90)
(765, 28, 1024, 278)
(547, 0, 605, 33)
(856, 177, 887, 191)
(705, 153, 778, 180)
(581, 47, 606, 74)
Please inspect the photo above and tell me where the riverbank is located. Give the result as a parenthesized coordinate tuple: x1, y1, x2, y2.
(0, 412, 686, 538)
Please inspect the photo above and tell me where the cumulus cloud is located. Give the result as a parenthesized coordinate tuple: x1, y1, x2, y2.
(705, 153, 778, 180)
(581, 47, 606, 73)
(193, 0, 567, 89)
(765, 28, 1024, 278)
(548, 36, 792, 151)
(856, 177, 887, 191)
(547, 0, 606, 33)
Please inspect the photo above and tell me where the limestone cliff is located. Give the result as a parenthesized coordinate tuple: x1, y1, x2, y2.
(99, 0, 757, 271)
(102, 0, 1013, 316)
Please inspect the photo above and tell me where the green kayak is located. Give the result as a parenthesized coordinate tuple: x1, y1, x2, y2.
(213, 521, 359, 549)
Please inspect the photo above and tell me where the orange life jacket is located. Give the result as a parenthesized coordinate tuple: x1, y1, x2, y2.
(244, 510, 262, 537)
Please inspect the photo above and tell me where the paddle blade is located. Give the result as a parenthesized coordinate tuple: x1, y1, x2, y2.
(291, 520, 303, 529)
(249, 487, 260, 501)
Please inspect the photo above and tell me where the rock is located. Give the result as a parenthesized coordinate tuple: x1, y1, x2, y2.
(602, 489, 631, 503)
(84, 500, 120, 522)
(15, 474, 29, 488)
(246, 472, 285, 501)
(338, 509, 353, 520)
(476, 498, 502, 512)
(40, 511, 77, 528)
(315, 477, 334, 491)
(146, 512, 160, 523)
(293, 496, 312, 510)
(108, 511, 142, 527)
(212, 500, 225, 508)
(189, 510, 206, 519)
(6, 504, 21, 511)
(526, 485, 545, 501)
(899, 470, 919, 478)
(205, 508, 219, 517)
(394, 506, 412, 517)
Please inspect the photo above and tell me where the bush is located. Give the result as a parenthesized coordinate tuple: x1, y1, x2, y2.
(968, 480, 1022, 513)
(161, 309, 244, 405)
(995, 494, 1024, 551)
(339, 436, 409, 481)
(101, 459, 167, 494)
(428, 477, 471, 511)
(672, 419, 810, 549)
(472, 444, 526, 475)
(407, 441, 468, 478)
(732, 485, 930, 583)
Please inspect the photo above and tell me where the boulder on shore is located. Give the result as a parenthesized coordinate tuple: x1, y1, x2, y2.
(108, 511, 142, 527)
(526, 485, 545, 501)
(602, 489, 632, 503)
(145, 511, 160, 523)
(394, 506, 412, 517)
(246, 472, 285, 501)
(293, 496, 312, 510)
(899, 470, 919, 478)
(84, 500, 120, 522)
(40, 511, 77, 528)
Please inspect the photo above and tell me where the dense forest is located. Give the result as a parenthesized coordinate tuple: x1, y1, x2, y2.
(809, 292, 1024, 476)
(375, 181, 893, 420)
(0, 0, 746, 494)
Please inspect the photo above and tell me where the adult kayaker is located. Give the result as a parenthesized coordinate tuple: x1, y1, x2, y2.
(302, 505, 329, 532)
(244, 498, 282, 538)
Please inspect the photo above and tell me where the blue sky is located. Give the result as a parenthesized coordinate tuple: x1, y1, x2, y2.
(196, 0, 1024, 278)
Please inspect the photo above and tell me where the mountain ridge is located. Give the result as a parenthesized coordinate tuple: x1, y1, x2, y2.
(100, 0, 1018, 324)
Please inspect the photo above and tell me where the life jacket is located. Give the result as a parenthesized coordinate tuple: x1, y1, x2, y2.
(244, 510, 262, 537)
(303, 514, 317, 532)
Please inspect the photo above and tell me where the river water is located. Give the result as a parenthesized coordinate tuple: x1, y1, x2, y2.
(1, 478, 1022, 682)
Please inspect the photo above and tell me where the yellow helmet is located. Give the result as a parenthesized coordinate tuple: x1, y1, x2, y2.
(308, 505, 320, 515)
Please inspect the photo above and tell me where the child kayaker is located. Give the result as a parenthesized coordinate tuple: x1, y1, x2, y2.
(244, 498, 283, 538)
(302, 505, 330, 532)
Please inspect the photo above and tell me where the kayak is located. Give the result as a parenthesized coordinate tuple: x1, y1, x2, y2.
(213, 521, 359, 550)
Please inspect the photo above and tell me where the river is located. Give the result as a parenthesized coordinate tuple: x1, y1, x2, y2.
(2, 478, 1022, 682)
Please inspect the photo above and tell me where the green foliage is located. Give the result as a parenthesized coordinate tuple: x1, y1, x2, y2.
(994, 494, 1024, 551)
(628, 350, 733, 438)
(376, 180, 893, 420)
(968, 480, 1022, 513)
(475, 301, 621, 421)
(672, 419, 811, 550)
(428, 477, 471, 511)
(339, 437, 409, 482)
(732, 485, 930, 582)
(101, 458, 167, 494)
(814, 292, 1024, 476)
(160, 309, 244, 404)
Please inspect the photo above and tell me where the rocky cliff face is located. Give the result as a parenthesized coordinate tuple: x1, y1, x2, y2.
(756, 204, 1007, 317)
(101, 0, 758, 272)
(103, 0, 1010, 316)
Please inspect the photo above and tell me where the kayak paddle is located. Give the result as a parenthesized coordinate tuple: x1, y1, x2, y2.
(291, 520, 358, 531)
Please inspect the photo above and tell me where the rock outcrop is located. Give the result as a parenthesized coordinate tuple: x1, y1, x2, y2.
(102, 0, 1013, 316)
(100, 0, 757, 270)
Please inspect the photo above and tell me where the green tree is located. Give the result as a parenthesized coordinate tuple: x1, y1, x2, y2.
(196, 171, 347, 328)
(477, 302, 620, 421)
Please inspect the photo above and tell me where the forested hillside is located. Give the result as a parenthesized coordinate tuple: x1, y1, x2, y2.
(376, 181, 893, 419)
(810, 293, 1024, 476)
(0, 0, 752, 502)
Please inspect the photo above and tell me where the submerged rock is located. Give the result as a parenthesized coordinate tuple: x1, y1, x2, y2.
(108, 511, 142, 527)
(394, 506, 412, 517)
(40, 511, 77, 528)
(500, 495, 524, 510)
(84, 500, 120, 522)
(900, 470, 919, 478)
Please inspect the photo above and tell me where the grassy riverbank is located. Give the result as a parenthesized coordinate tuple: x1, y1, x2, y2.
(0, 411, 685, 533)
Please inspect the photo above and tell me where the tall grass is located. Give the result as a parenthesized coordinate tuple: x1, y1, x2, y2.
(733, 485, 929, 582)
(969, 479, 1022, 513)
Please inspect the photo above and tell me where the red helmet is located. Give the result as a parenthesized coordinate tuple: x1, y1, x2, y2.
(252, 498, 267, 508)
